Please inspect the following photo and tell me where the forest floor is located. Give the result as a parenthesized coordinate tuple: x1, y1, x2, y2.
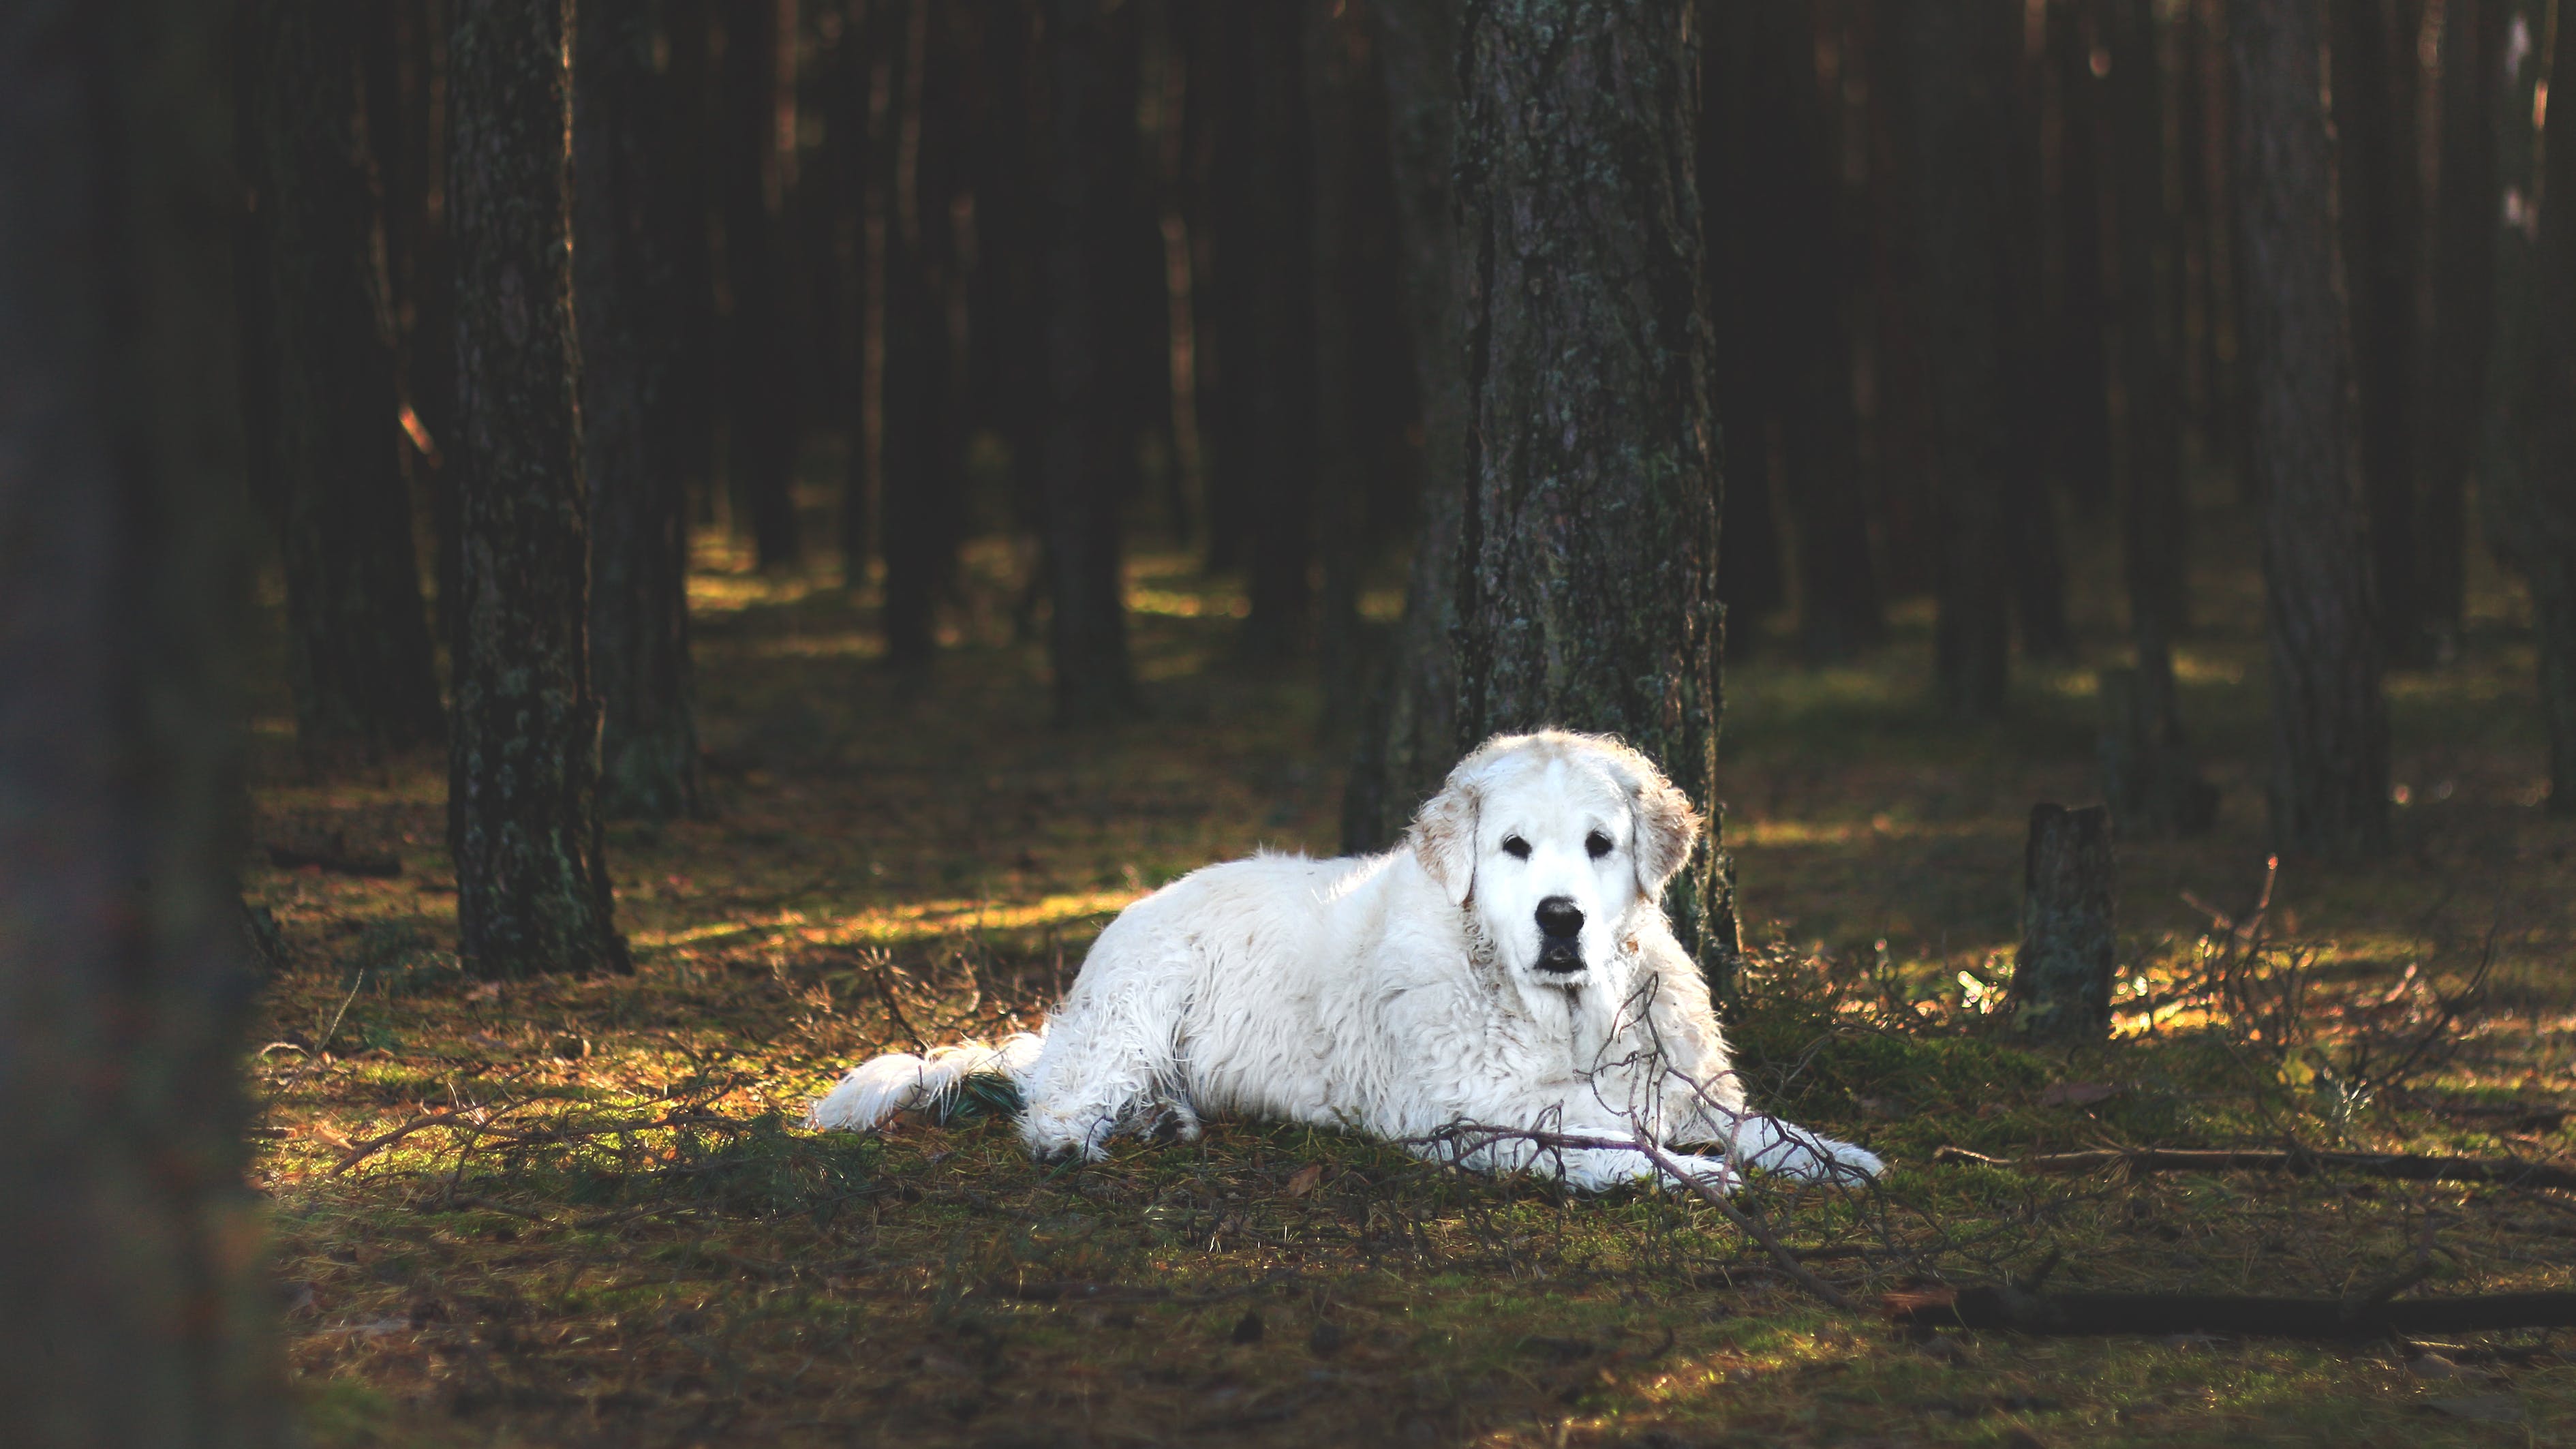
(247, 495, 2576, 1448)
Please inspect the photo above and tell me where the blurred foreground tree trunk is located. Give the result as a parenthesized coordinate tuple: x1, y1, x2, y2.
(242, 0, 446, 753)
(0, 1, 290, 1438)
(1343, 0, 1465, 851)
(2227, 0, 2391, 855)
(2481, 0, 2576, 813)
(1905, 1, 2017, 717)
(1452, 0, 1736, 983)
(579, 0, 703, 821)
(1039, 0, 1137, 720)
(2412, 0, 2503, 664)
(449, 0, 631, 977)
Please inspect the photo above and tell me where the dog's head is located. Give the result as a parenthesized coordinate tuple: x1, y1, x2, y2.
(1407, 731, 1700, 984)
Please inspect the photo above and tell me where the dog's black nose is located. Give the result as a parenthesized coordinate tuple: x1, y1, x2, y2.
(1536, 896, 1584, 940)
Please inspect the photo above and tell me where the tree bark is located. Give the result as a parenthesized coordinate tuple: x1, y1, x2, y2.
(448, 0, 632, 977)
(879, 0, 963, 672)
(1454, 0, 1736, 982)
(2480, 0, 2576, 814)
(243, 0, 447, 753)
(1343, 0, 1467, 853)
(2008, 804, 2117, 1042)
(2330, 0, 2425, 660)
(0, 0, 289, 1435)
(1905, 1, 2017, 717)
(2228, 0, 2392, 856)
(1238, 2, 1317, 662)
(1039, 0, 1137, 722)
(2412, 0, 2502, 665)
(1310, 0, 1368, 727)
(722, 0, 801, 568)
(2105, 0, 2193, 658)
(579, 0, 703, 821)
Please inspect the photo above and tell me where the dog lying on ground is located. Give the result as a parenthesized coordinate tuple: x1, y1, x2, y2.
(809, 731, 1882, 1193)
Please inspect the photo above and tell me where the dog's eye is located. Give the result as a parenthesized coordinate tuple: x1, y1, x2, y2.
(1585, 831, 1614, 859)
(1501, 836, 1531, 859)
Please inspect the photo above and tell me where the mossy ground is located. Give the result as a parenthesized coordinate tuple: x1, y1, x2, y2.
(249, 489, 2575, 1446)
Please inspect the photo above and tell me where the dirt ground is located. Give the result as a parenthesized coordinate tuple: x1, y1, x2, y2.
(247, 495, 2575, 1446)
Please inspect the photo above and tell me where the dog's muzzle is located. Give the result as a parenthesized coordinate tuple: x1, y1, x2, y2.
(1535, 896, 1585, 974)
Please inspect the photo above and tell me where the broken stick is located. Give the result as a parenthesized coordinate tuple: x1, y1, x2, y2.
(1934, 1144, 2576, 1193)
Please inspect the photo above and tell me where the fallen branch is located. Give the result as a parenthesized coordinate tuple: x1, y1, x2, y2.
(1884, 1284, 2576, 1339)
(1934, 1145, 2576, 1193)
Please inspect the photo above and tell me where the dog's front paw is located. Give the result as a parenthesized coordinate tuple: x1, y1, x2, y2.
(1654, 1151, 1741, 1195)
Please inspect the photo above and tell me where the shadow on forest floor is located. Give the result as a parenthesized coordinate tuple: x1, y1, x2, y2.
(248, 498, 2576, 1446)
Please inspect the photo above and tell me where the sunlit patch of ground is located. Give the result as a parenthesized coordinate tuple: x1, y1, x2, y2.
(246, 486, 2574, 1446)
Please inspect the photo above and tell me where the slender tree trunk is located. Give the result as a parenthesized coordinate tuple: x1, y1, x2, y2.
(244, 0, 447, 752)
(449, 0, 632, 977)
(0, 0, 288, 1435)
(1039, 0, 1137, 721)
(1454, 0, 1736, 983)
(1239, 2, 1317, 661)
(1310, 0, 1368, 726)
(580, 0, 703, 821)
(394, 0, 466, 648)
(2480, 0, 2576, 813)
(1343, 0, 1465, 852)
(2228, 0, 2392, 855)
(2414, 0, 2502, 664)
(1905, 1, 2017, 716)
(1703, 2, 1788, 646)
(2107, 0, 2192, 660)
(2331, 0, 2425, 660)
(722, 0, 801, 567)
(2004, 0, 2075, 666)
(880, 0, 962, 671)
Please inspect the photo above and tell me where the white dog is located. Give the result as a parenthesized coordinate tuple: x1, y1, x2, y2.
(809, 731, 1882, 1193)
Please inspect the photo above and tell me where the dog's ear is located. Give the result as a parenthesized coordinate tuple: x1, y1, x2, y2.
(1629, 765, 1702, 899)
(1409, 774, 1479, 906)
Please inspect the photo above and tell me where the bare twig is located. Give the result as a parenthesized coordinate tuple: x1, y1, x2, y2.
(1933, 1144, 2576, 1193)
(276, 968, 365, 1095)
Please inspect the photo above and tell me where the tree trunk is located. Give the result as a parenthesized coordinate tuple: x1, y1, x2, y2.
(722, 0, 801, 568)
(1239, 3, 1317, 662)
(1310, 0, 1368, 727)
(2105, 0, 2194, 658)
(1454, 0, 1736, 982)
(880, 0, 962, 672)
(2004, 1, 2074, 666)
(2008, 804, 2117, 1043)
(2228, 0, 2392, 856)
(1038, 0, 1137, 722)
(0, 0, 290, 1435)
(1343, 0, 1466, 853)
(579, 0, 703, 821)
(448, 0, 632, 977)
(1905, 1, 2017, 717)
(1702, 2, 1791, 650)
(2480, 0, 2576, 814)
(2330, 0, 2425, 660)
(243, 0, 447, 753)
(2414, 0, 2503, 665)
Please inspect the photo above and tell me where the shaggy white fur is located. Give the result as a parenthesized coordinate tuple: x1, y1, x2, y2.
(809, 731, 1882, 1193)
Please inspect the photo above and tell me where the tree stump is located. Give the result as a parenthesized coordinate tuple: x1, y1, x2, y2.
(2009, 804, 2117, 1043)
(2098, 667, 2219, 837)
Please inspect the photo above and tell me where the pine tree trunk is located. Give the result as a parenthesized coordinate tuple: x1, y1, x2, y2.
(1702, 2, 1790, 650)
(1239, 2, 1317, 662)
(1454, 0, 1736, 983)
(722, 0, 801, 568)
(2228, 0, 2392, 856)
(1905, 1, 2017, 717)
(2330, 0, 2424, 660)
(1309, 0, 1368, 729)
(449, 0, 632, 977)
(2008, 805, 2118, 1043)
(880, 0, 963, 672)
(2003, 5, 2074, 667)
(1343, 0, 1466, 853)
(244, 0, 447, 753)
(0, 1, 289, 1435)
(2414, 0, 2503, 665)
(2480, 0, 2576, 814)
(1039, 0, 1137, 721)
(580, 0, 703, 821)
(2106, 0, 2192, 657)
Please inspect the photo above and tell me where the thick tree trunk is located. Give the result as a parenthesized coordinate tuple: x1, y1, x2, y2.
(2414, 0, 2502, 665)
(1454, 0, 1736, 982)
(722, 0, 801, 568)
(2228, 0, 2392, 856)
(880, 0, 963, 672)
(1238, 3, 1317, 662)
(1343, 0, 1466, 853)
(2330, 0, 2425, 660)
(448, 0, 632, 977)
(1905, 2, 2017, 717)
(580, 0, 703, 821)
(0, 1, 289, 1436)
(2480, 0, 2576, 813)
(244, 0, 447, 753)
(1039, 0, 1137, 721)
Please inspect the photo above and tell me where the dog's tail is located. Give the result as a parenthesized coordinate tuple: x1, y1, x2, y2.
(806, 1031, 1045, 1132)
